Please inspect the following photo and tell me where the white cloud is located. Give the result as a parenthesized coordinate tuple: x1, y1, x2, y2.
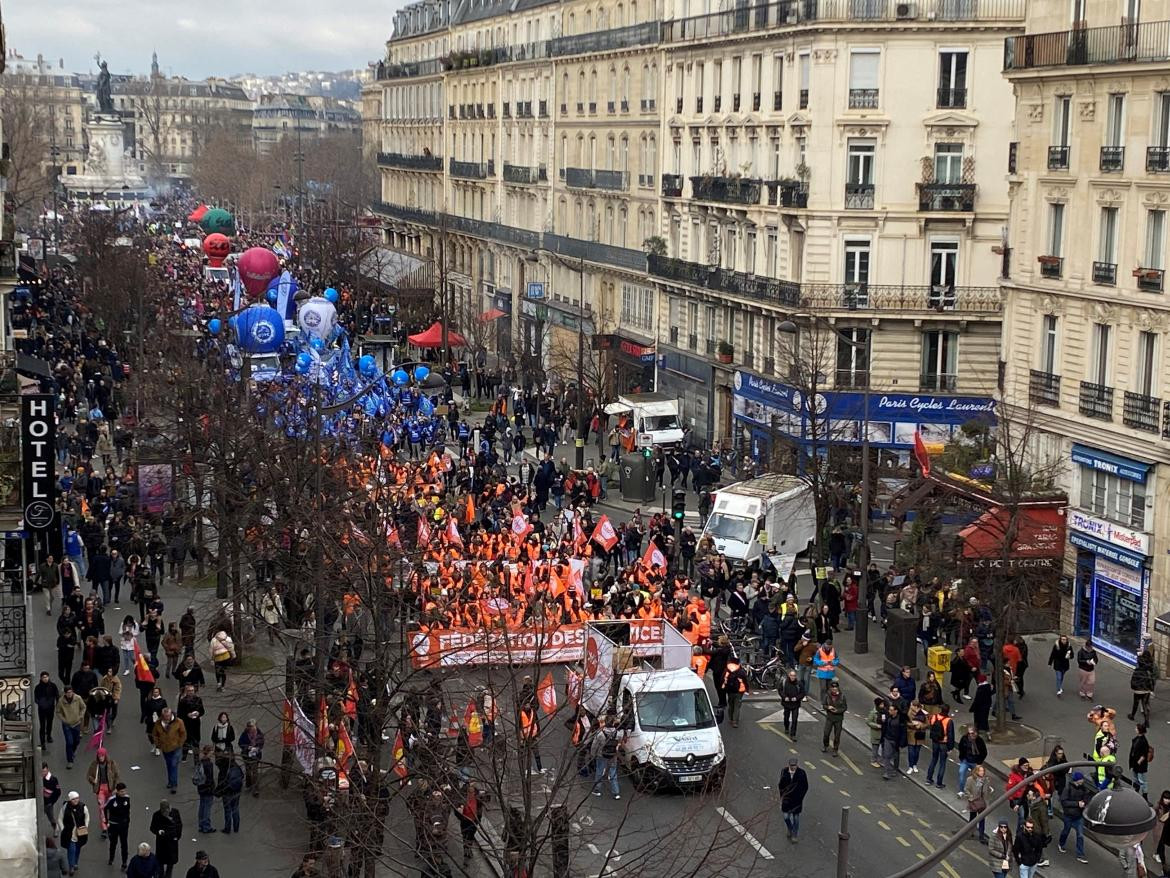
(5, 0, 395, 77)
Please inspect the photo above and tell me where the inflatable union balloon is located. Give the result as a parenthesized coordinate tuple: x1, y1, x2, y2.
(201, 233, 231, 267)
(295, 352, 312, 374)
(309, 336, 325, 352)
(234, 304, 285, 354)
(323, 287, 339, 304)
(296, 296, 337, 341)
(413, 364, 430, 382)
(266, 290, 278, 304)
(392, 369, 410, 387)
(199, 208, 236, 236)
(207, 318, 222, 336)
(266, 273, 300, 320)
(238, 247, 281, 297)
(358, 354, 377, 376)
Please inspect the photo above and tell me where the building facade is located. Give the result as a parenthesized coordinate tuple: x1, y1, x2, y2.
(1001, 0, 1170, 666)
(367, 0, 1022, 447)
(2, 54, 85, 175)
(252, 93, 361, 155)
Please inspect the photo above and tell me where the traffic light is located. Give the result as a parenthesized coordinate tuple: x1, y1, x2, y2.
(642, 446, 653, 459)
(672, 488, 687, 521)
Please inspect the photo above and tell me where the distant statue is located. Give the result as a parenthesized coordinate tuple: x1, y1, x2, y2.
(96, 60, 114, 114)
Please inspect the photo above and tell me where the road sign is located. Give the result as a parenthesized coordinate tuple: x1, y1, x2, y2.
(1, 531, 27, 540)
(636, 432, 653, 448)
(526, 281, 546, 300)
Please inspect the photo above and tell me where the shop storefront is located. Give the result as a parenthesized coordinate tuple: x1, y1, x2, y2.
(657, 350, 715, 442)
(729, 370, 996, 461)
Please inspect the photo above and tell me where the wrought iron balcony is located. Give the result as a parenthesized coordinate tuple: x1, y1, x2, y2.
(1136, 267, 1165, 292)
(690, 175, 762, 205)
(370, 201, 439, 225)
(0, 594, 27, 673)
(752, 92, 761, 111)
(1079, 380, 1115, 420)
(449, 159, 495, 179)
(778, 180, 809, 208)
(1100, 146, 1125, 172)
(848, 88, 879, 109)
(1148, 146, 1170, 172)
(377, 152, 443, 171)
(1038, 256, 1063, 278)
(662, 174, 683, 197)
(1029, 370, 1061, 407)
(1163, 400, 1170, 439)
(920, 373, 958, 392)
(845, 182, 874, 209)
(621, 99, 629, 112)
(503, 164, 548, 185)
(669, 326, 679, 344)
(376, 58, 442, 79)
(1124, 391, 1160, 432)
(1092, 261, 1117, 285)
(648, 254, 801, 307)
(836, 369, 870, 389)
(1005, 19, 1170, 71)
(608, 101, 616, 114)
(1008, 141, 1018, 173)
(918, 183, 976, 212)
(688, 333, 698, 350)
(565, 168, 629, 191)
(547, 21, 660, 58)
(937, 87, 967, 108)
(799, 89, 809, 109)
(1048, 146, 1070, 170)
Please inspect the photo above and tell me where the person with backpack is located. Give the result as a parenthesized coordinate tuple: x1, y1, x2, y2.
(925, 704, 956, 788)
(193, 745, 216, 833)
(216, 755, 244, 834)
(591, 713, 625, 800)
(721, 656, 748, 728)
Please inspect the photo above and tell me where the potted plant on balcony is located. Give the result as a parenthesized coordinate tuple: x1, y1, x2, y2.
(716, 340, 734, 364)
(1037, 255, 1061, 266)
(642, 235, 667, 257)
(1134, 267, 1162, 280)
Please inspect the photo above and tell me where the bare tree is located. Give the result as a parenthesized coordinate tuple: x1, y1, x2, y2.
(0, 79, 55, 222)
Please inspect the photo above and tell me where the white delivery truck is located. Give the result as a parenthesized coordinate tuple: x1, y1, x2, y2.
(579, 619, 725, 792)
(603, 392, 684, 448)
(701, 473, 817, 570)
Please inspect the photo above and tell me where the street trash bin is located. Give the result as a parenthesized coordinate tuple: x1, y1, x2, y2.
(927, 645, 952, 674)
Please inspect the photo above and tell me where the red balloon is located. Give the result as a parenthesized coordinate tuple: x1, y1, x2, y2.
(238, 247, 281, 296)
(202, 233, 231, 268)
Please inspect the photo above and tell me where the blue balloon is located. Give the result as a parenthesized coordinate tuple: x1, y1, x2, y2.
(228, 315, 239, 331)
(234, 304, 285, 354)
(207, 318, 221, 336)
(266, 290, 278, 304)
(413, 364, 430, 382)
(392, 369, 409, 387)
(358, 354, 377, 376)
(294, 353, 312, 375)
(324, 287, 339, 304)
(309, 337, 325, 352)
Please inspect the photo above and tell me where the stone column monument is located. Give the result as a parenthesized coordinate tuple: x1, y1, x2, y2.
(61, 58, 149, 201)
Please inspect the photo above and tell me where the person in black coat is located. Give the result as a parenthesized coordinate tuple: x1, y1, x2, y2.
(970, 674, 994, 736)
(35, 672, 60, 748)
(949, 651, 972, 704)
(777, 757, 809, 842)
(707, 637, 734, 709)
(149, 801, 182, 878)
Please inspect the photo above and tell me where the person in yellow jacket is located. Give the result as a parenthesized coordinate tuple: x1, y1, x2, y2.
(1093, 742, 1118, 790)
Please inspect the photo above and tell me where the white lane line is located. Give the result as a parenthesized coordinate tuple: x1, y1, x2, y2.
(716, 807, 775, 860)
(586, 843, 600, 855)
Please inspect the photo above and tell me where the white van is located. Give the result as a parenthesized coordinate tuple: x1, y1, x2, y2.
(702, 473, 817, 569)
(604, 392, 684, 447)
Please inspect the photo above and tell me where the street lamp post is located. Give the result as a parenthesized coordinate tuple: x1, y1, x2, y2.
(779, 318, 871, 654)
(525, 249, 588, 469)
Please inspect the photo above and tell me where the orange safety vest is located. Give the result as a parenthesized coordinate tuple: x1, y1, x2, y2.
(519, 708, 538, 740)
(695, 611, 711, 641)
(723, 662, 747, 694)
(571, 715, 590, 745)
(928, 714, 952, 741)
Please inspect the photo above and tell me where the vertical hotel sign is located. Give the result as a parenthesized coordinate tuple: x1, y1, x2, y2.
(21, 394, 56, 533)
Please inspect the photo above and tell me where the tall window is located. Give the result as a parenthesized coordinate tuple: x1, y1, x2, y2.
(930, 241, 959, 307)
(1105, 94, 1126, 147)
(1040, 314, 1059, 374)
(844, 238, 871, 306)
(766, 228, 778, 277)
(848, 50, 879, 108)
(937, 50, 968, 107)
(1080, 469, 1145, 530)
(1145, 209, 1165, 269)
(1053, 96, 1072, 146)
(1156, 93, 1170, 147)
(798, 53, 810, 108)
(1136, 330, 1158, 397)
(620, 283, 654, 332)
(687, 301, 698, 349)
(934, 143, 963, 183)
(772, 55, 783, 110)
(846, 140, 875, 185)
(1048, 203, 1065, 257)
(835, 328, 870, 388)
(921, 330, 959, 391)
(1099, 206, 1119, 266)
(1090, 322, 1111, 386)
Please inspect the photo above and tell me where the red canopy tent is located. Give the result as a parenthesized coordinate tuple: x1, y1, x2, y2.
(187, 204, 210, 222)
(408, 321, 466, 348)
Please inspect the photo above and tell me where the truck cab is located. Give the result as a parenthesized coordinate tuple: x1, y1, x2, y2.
(604, 392, 684, 448)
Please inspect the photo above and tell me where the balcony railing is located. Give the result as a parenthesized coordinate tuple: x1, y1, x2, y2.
(1005, 19, 1170, 71)
(848, 88, 879, 109)
(1100, 145, 1125, 172)
(503, 163, 548, 185)
(1008, 141, 1018, 174)
(1038, 256, 1063, 278)
(918, 183, 976, 212)
(845, 182, 874, 209)
(377, 152, 442, 171)
(649, 254, 802, 307)
(1048, 146, 1070, 170)
(1092, 261, 1117, 285)
(1163, 401, 1170, 439)
(836, 369, 870, 389)
(548, 21, 660, 58)
(565, 168, 629, 191)
(690, 175, 762, 205)
(663, 0, 1025, 42)
(371, 201, 439, 226)
(778, 180, 809, 207)
(1028, 370, 1061, 407)
(937, 87, 968, 108)
(1136, 268, 1165, 292)
(1148, 146, 1170, 172)
(376, 58, 443, 79)
(920, 373, 959, 392)
(773, 91, 782, 110)
(449, 159, 494, 179)
(1123, 391, 1160, 432)
(544, 233, 646, 271)
(661, 173, 684, 197)
(1079, 381, 1115, 420)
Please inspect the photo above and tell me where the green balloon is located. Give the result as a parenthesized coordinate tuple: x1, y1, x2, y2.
(199, 208, 235, 236)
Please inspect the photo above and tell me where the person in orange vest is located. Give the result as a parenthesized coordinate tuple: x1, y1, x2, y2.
(722, 657, 749, 728)
(570, 708, 594, 777)
(518, 704, 542, 772)
(691, 645, 709, 679)
(691, 600, 712, 646)
(925, 704, 955, 788)
(814, 640, 840, 700)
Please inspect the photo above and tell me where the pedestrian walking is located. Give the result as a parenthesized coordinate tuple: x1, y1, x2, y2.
(1057, 771, 1091, 864)
(126, 842, 160, 878)
(217, 755, 244, 833)
(779, 670, 804, 741)
(1013, 818, 1048, 878)
(989, 819, 1013, 878)
(1048, 635, 1074, 696)
(84, 747, 119, 836)
(1129, 723, 1152, 799)
(209, 630, 234, 692)
(184, 850, 221, 878)
(238, 719, 264, 796)
(1077, 639, 1099, 700)
(149, 800, 182, 878)
(60, 790, 90, 875)
(880, 700, 906, 780)
(1128, 646, 1159, 726)
(821, 680, 847, 756)
(177, 684, 204, 759)
(925, 704, 955, 788)
(722, 655, 748, 728)
(35, 671, 60, 749)
(457, 781, 482, 865)
(152, 708, 187, 795)
(46, 836, 69, 878)
(906, 700, 928, 774)
(119, 616, 139, 676)
(42, 762, 61, 829)
(210, 711, 235, 770)
(813, 639, 839, 699)
(1153, 790, 1170, 869)
(591, 713, 624, 800)
(103, 782, 131, 869)
(971, 674, 993, 738)
(964, 764, 993, 844)
(194, 745, 216, 833)
(55, 685, 84, 769)
(143, 686, 167, 751)
(777, 757, 809, 843)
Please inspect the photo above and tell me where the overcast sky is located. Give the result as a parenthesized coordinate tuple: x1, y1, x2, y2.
(6, 0, 392, 78)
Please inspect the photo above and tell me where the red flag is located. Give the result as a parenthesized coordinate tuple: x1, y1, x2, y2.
(512, 513, 533, 539)
(342, 672, 358, 721)
(591, 515, 619, 551)
(446, 517, 463, 548)
(391, 731, 408, 779)
(387, 522, 402, 549)
(446, 710, 462, 738)
(913, 430, 932, 476)
(336, 722, 355, 771)
(463, 699, 483, 748)
(133, 641, 154, 684)
(418, 516, 432, 545)
(641, 541, 667, 570)
(537, 672, 558, 716)
(573, 514, 586, 549)
(282, 699, 295, 748)
(316, 696, 330, 747)
(566, 669, 582, 709)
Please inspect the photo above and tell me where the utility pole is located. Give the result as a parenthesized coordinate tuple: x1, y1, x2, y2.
(295, 124, 305, 230)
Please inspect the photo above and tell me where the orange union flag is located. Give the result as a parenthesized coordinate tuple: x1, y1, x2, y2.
(537, 672, 558, 716)
(591, 515, 619, 551)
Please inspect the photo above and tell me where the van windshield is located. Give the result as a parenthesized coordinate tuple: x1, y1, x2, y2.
(637, 688, 716, 732)
(642, 414, 680, 431)
(705, 512, 755, 543)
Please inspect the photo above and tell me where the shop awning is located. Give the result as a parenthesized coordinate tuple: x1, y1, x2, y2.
(15, 353, 53, 380)
(408, 321, 466, 349)
(479, 308, 506, 322)
(959, 505, 1066, 559)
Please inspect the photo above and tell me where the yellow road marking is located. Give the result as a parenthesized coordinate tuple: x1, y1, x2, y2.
(840, 752, 864, 776)
(878, 820, 892, 831)
(887, 803, 902, 816)
(911, 829, 934, 851)
(858, 805, 871, 814)
(896, 836, 911, 847)
(959, 845, 984, 863)
(821, 774, 835, 785)
(839, 789, 851, 797)
(822, 759, 844, 773)
(940, 860, 961, 878)
(917, 817, 930, 829)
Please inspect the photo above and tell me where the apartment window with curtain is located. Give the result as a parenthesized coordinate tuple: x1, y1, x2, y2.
(1128, 330, 1161, 431)
(843, 238, 871, 306)
(1040, 314, 1059, 374)
(1050, 96, 1071, 169)
(1142, 209, 1166, 292)
(766, 228, 778, 277)
(1136, 330, 1158, 397)
(937, 50, 968, 108)
(846, 139, 875, 208)
(798, 53, 810, 108)
(704, 305, 716, 354)
(772, 55, 783, 110)
(731, 56, 742, 110)
(1102, 94, 1126, 171)
(713, 61, 723, 112)
(696, 63, 705, 113)
(848, 50, 879, 109)
(835, 327, 870, 388)
(921, 330, 958, 391)
(687, 301, 699, 349)
(751, 55, 762, 110)
(934, 143, 963, 183)
(1095, 207, 1119, 285)
(1090, 323, 1111, 387)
